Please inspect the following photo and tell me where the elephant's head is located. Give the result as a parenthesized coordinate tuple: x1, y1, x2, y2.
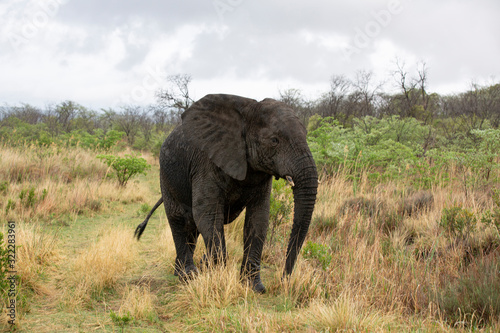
(182, 94, 318, 276)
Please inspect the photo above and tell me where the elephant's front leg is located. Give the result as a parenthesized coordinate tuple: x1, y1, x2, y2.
(240, 179, 272, 293)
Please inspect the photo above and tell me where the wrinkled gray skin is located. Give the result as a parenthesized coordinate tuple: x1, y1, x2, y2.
(135, 94, 318, 293)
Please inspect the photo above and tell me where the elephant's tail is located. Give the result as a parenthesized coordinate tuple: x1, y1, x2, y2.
(134, 197, 163, 240)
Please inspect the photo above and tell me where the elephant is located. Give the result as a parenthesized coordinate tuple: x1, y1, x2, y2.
(134, 94, 318, 293)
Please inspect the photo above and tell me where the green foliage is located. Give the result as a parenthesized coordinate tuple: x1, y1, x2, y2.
(307, 116, 424, 179)
(481, 189, 500, 235)
(5, 199, 16, 214)
(307, 115, 500, 189)
(138, 203, 152, 216)
(0, 181, 9, 193)
(18, 187, 47, 208)
(0, 232, 10, 297)
(60, 129, 125, 150)
(97, 154, 151, 187)
(439, 206, 477, 238)
(302, 241, 332, 270)
(0, 116, 125, 150)
(109, 310, 133, 333)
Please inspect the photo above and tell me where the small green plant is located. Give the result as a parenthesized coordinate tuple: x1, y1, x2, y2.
(138, 203, 152, 216)
(302, 241, 332, 270)
(97, 154, 151, 187)
(18, 187, 47, 208)
(0, 232, 10, 296)
(439, 205, 477, 238)
(109, 310, 133, 333)
(0, 181, 8, 193)
(5, 199, 16, 214)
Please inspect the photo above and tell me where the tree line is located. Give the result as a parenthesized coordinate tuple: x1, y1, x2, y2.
(1, 68, 499, 152)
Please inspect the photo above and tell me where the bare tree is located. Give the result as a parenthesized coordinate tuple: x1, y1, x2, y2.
(149, 104, 169, 132)
(391, 60, 433, 123)
(115, 105, 142, 145)
(278, 88, 315, 125)
(54, 101, 82, 133)
(317, 75, 351, 118)
(4, 104, 43, 124)
(138, 108, 154, 143)
(156, 74, 194, 124)
(348, 70, 384, 130)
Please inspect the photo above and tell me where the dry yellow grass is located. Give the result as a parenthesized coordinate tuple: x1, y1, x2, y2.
(170, 258, 254, 313)
(118, 284, 157, 320)
(65, 226, 138, 308)
(15, 223, 60, 294)
(303, 293, 397, 332)
(1, 144, 151, 221)
(3, 141, 500, 331)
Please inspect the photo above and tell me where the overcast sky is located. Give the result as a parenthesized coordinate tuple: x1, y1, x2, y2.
(1, 0, 499, 109)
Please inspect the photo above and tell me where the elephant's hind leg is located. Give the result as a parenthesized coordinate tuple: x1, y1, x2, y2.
(165, 208, 199, 281)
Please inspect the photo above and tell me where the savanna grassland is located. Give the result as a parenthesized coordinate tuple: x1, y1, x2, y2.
(1, 79, 500, 332)
(1, 136, 499, 332)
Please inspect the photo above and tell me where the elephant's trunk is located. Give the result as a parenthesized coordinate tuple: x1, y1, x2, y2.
(284, 153, 318, 276)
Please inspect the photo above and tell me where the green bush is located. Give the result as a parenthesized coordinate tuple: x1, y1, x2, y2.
(302, 241, 332, 270)
(18, 187, 47, 208)
(481, 189, 500, 235)
(439, 205, 477, 238)
(307, 116, 423, 180)
(109, 310, 133, 333)
(97, 154, 151, 187)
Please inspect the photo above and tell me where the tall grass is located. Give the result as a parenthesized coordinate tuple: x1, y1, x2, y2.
(3, 141, 500, 331)
(64, 226, 138, 308)
(15, 223, 60, 295)
(169, 257, 253, 314)
(119, 284, 158, 321)
(0, 144, 151, 221)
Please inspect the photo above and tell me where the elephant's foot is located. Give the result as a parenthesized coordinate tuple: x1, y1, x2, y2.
(249, 278, 266, 294)
(174, 264, 199, 282)
(240, 264, 266, 293)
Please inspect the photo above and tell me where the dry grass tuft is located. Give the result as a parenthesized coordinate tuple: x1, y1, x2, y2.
(304, 293, 396, 332)
(65, 226, 137, 307)
(119, 284, 157, 321)
(170, 259, 253, 313)
(401, 190, 434, 216)
(339, 196, 385, 217)
(268, 260, 325, 308)
(15, 223, 60, 294)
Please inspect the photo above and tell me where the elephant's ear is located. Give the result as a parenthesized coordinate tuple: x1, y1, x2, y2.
(181, 94, 255, 181)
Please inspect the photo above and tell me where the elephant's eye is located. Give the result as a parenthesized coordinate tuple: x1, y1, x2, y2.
(271, 137, 279, 146)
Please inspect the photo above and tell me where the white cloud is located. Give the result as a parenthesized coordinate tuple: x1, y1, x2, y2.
(1, 0, 499, 107)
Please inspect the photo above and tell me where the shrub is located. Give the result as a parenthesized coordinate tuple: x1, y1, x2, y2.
(97, 154, 151, 187)
(439, 206, 477, 238)
(302, 241, 332, 270)
(481, 189, 500, 235)
(435, 256, 500, 326)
